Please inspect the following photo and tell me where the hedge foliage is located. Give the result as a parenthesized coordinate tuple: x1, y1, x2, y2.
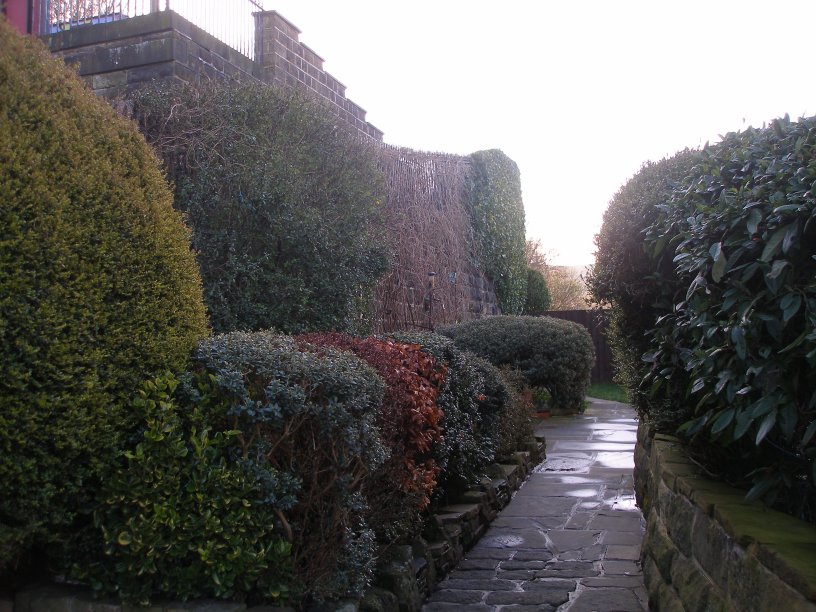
(133, 80, 390, 334)
(586, 151, 699, 419)
(524, 268, 551, 315)
(440, 316, 595, 414)
(297, 333, 445, 543)
(188, 332, 386, 602)
(591, 115, 816, 518)
(0, 22, 208, 576)
(77, 374, 292, 605)
(467, 150, 528, 315)
(389, 332, 505, 498)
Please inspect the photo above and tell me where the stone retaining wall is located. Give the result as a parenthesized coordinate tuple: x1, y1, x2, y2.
(46, 11, 258, 100)
(634, 424, 816, 611)
(43, 10, 382, 141)
(2, 442, 545, 612)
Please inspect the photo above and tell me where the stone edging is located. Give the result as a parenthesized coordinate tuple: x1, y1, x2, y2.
(634, 424, 816, 611)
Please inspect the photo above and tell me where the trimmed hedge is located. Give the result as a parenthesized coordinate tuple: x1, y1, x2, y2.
(297, 332, 445, 543)
(389, 332, 503, 499)
(586, 150, 700, 422)
(133, 80, 390, 334)
(591, 115, 816, 519)
(440, 316, 595, 414)
(494, 366, 536, 460)
(0, 21, 208, 577)
(187, 332, 386, 603)
(76, 374, 292, 605)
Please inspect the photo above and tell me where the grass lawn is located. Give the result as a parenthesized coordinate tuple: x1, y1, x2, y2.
(587, 382, 628, 403)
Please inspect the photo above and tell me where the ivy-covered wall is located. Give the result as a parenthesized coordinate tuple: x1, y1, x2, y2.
(466, 150, 528, 315)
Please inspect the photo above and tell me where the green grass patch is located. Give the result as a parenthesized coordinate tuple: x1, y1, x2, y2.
(587, 382, 628, 403)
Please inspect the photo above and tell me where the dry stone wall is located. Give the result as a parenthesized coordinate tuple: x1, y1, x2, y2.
(634, 425, 816, 611)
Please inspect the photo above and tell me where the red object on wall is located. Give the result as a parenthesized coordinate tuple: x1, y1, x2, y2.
(3, 0, 39, 35)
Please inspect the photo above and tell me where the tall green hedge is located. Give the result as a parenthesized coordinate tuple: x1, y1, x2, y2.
(591, 115, 816, 519)
(0, 21, 208, 576)
(133, 80, 390, 334)
(586, 150, 699, 419)
(467, 150, 528, 314)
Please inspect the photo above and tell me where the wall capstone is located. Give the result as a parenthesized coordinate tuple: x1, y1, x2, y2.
(635, 425, 816, 611)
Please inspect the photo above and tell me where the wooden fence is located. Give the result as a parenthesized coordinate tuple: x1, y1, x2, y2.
(542, 309, 614, 384)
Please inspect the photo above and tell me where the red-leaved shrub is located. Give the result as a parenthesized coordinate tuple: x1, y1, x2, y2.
(298, 333, 446, 542)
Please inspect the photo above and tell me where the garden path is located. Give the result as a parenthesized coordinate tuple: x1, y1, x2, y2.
(422, 398, 647, 611)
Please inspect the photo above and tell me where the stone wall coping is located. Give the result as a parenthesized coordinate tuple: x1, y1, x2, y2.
(646, 428, 816, 601)
(45, 10, 256, 76)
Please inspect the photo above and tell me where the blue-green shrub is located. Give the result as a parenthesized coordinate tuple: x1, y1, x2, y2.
(440, 316, 595, 413)
(189, 331, 386, 603)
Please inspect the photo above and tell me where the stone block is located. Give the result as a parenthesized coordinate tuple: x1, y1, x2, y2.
(659, 482, 695, 557)
(641, 556, 662, 605)
(668, 553, 719, 612)
(654, 582, 686, 612)
(690, 509, 732, 590)
(567, 587, 644, 612)
(484, 589, 570, 606)
(359, 588, 398, 612)
(645, 511, 677, 579)
(126, 61, 176, 84)
(426, 590, 484, 605)
(92, 70, 127, 89)
(436, 579, 517, 592)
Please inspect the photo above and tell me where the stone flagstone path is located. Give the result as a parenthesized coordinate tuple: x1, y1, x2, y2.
(422, 398, 647, 611)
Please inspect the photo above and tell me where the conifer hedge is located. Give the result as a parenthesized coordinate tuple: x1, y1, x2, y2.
(0, 21, 208, 576)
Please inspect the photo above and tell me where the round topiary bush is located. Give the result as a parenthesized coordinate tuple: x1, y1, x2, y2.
(440, 316, 595, 414)
(0, 21, 208, 577)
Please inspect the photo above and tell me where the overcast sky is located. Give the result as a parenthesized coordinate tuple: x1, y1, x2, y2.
(262, 0, 816, 265)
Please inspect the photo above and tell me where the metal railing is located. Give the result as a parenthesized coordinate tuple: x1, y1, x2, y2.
(42, 0, 265, 59)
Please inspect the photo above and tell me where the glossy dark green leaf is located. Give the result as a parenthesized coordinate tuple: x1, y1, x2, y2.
(760, 225, 787, 262)
(780, 293, 802, 322)
(766, 259, 790, 280)
(711, 243, 728, 282)
(711, 408, 735, 434)
(731, 326, 747, 360)
(803, 420, 816, 446)
(755, 410, 777, 445)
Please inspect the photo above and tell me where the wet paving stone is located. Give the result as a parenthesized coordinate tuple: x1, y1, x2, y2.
(421, 398, 647, 611)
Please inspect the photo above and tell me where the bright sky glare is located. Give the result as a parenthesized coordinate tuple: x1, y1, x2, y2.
(263, 0, 816, 265)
